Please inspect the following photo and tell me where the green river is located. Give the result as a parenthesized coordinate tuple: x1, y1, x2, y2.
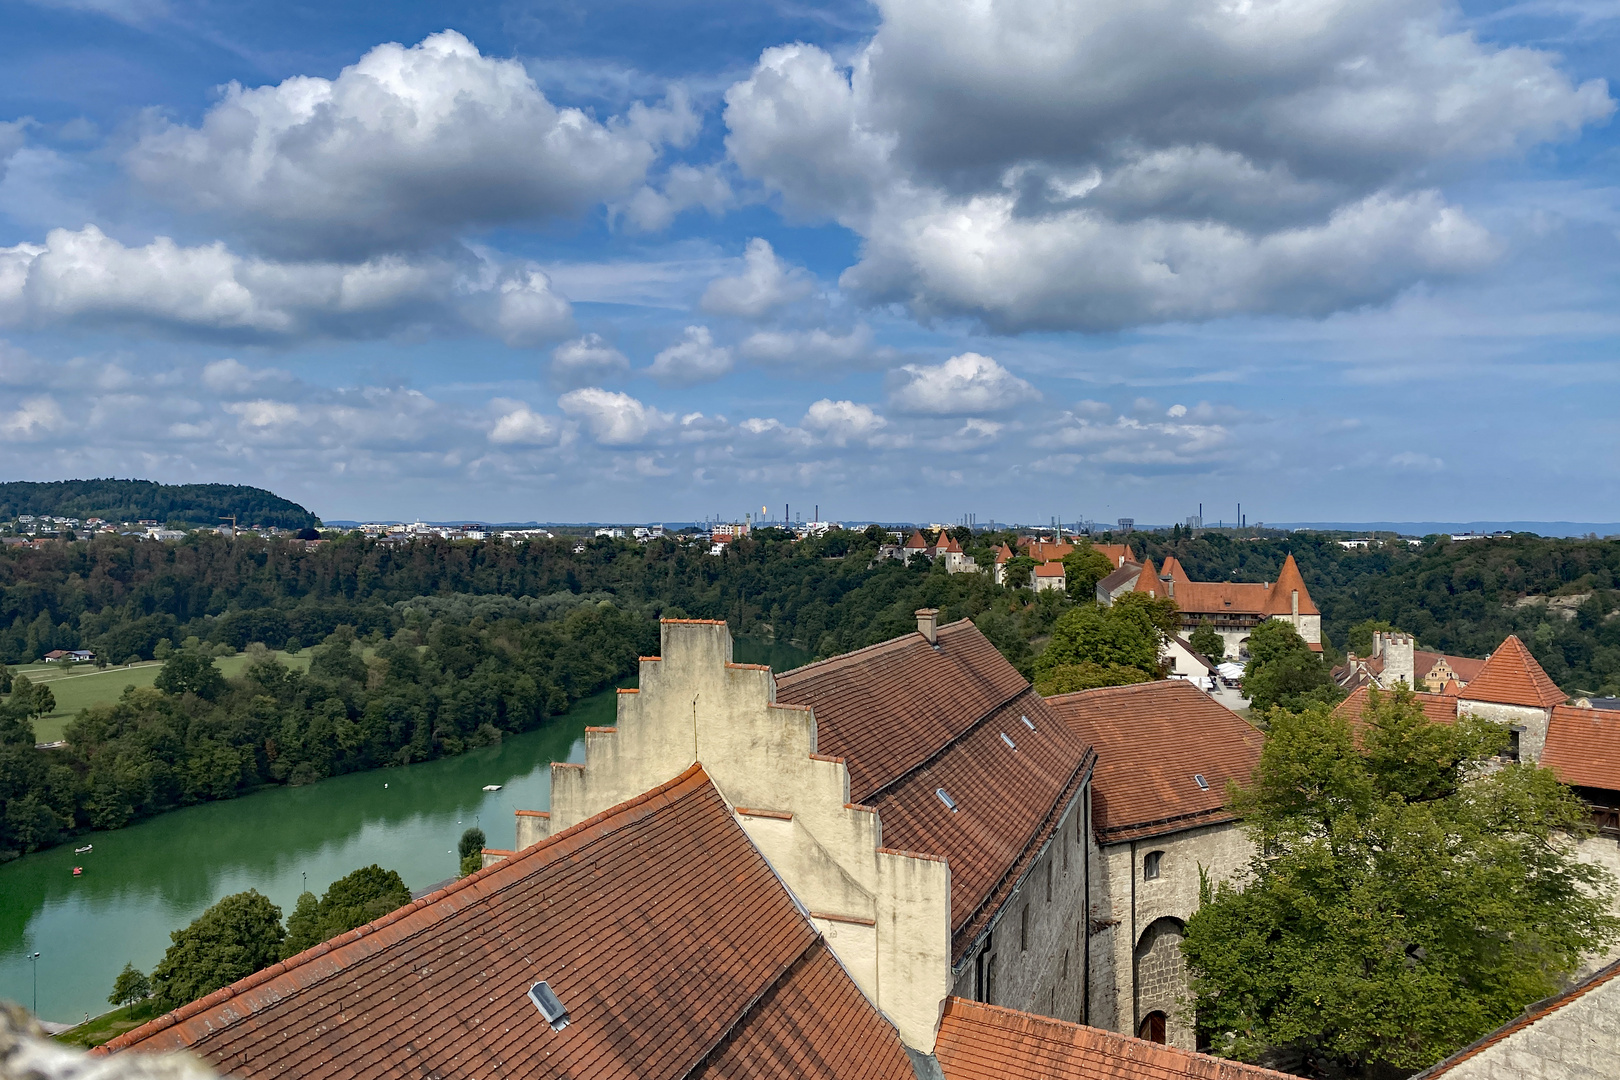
(0, 637, 809, 1024)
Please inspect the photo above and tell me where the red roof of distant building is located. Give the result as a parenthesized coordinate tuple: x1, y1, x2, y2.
(1333, 686, 1460, 730)
(1158, 556, 1192, 584)
(904, 530, 930, 549)
(1262, 554, 1319, 616)
(934, 997, 1291, 1080)
(1047, 680, 1261, 843)
(1034, 562, 1066, 578)
(995, 543, 1015, 564)
(776, 620, 1094, 958)
(1132, 558, 1162, 596)
(100, 764, 916, 1080)
(1458, 635, 1566, 709)
(1023, 540, 1074, 563)
(1093, 544, 1134, 568)
(1541, 705, 1620, 793)
(1415, 651, 1487, 685)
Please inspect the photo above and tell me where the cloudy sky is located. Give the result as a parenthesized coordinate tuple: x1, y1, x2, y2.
(1, 0, 1617, 524)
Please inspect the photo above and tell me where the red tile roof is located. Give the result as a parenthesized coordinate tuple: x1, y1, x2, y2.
(1093, 544, 1134, 569)
(99, 764, 916, 1080)
(1541, 705, 1620, 793)
(1046, 681, 1261, 843)
(904, 530, 930, 549)
(1414, 651, 1487, 685)
(1410, 957, 1620, 1079)
(1022, 541, 1074, 562)
(1133, 558, 1161, 596)
(1166, 581, 1272, 615)
(995, 543, 1015, 564)
(776, 620, 1094, 958)
(1158, 557, 1191, 584)
(1262, 555, 1318, 616)
(934, 998, 1292, 1080)
(1034, 562, 1066, 578)
(1458, 635, 1566, 708)
(1333, 686, 1461, 729)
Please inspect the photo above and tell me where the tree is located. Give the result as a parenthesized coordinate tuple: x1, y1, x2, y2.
(1003, 555, 1037, 590)
(108, 963, 151, 1009)
(1182, 689, 1618, 1075)
(280, 864, 412, 959)
(1243, 619, 1341, 712)
(1035, 662, 1154, 695)
(1346, 618, 1400, 656)
(0, 665, 10, 694)
(1032, 595, 1176, 694)
(1189, 620, 1225, 660)
(153, 651, 226, 700)
(460, 827, 487, 876)
(1062, 543, 1113, 601)
(6, 675, 54, 719)
(151, 890, 285, 1010)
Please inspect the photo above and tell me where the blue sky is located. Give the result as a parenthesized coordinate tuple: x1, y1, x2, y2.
(0, 0, 1616, 525)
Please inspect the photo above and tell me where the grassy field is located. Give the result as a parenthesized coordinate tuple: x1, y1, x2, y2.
(7, 651, 313, 743)
(51, 1001, 159, 1049)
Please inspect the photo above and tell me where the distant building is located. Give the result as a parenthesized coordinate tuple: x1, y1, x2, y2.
(1033, 561, 1066, 593)
(1115, 554, 1321, 659)
(1334, 632, 1487, 695)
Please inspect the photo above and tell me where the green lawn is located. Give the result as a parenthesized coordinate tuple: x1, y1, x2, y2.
(52, 1001, 160, 1049)
(7, 652, 313, 743)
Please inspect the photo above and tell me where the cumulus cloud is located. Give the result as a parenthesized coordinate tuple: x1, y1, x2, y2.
(551, 333, 631, 387)
(888, 352, 1039, 415)
(127, 31, 687, 257)
(647, 325, 734, 385)
(620, 163, 733, 232)
(738, 324, 885, 372)
(0, 225, 573, 342)
(801, 398, 887, 445)
(488, 401, 564, 445)
(558, 387, 673, 445)
(700, 238, 814, 318)
(1, 395, 66, 439)
(1032, 400, 1236, 470)
(723, 2, 1612, 329)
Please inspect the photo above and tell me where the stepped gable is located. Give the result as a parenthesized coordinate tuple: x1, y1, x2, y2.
(933, 997, 1292, 1080)
(1333, 686, 1460, 729)
(99, 764, 915, 1080)
(1541, 705, 1620, 792)
(1047, 681, 1261, 843)
(776, 620, 1094, 956)
(1414, 651, 1487, 684)
(1459, 635, 1566, 708)
(1262, 554, 1318, 616)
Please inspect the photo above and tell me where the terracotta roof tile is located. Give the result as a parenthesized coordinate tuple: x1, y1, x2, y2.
(1035, 562, 1066, 578)
(777, 621, 1094, 957)
(1333, 686, 1460, 730)
(100, 764, 914, 1080)
(1093, 544, 1134, 569)
(1047, 681, 1261, 842)
(1167, 581, 1272, 615)
(1541, 705, 1620, 793)
(1458, 635, 1566, 709)
(934, 998, 1292, 1080)
(1133, 558, 1162, 596)
(1022, 541, 1074, 562)
(1414, 651, 1487, 685)
(1262, 554, 1318, 616)
(1158, 557, 1192, 584)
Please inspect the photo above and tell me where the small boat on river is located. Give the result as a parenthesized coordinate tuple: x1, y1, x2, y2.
(75, 844, 93, 854)
(72, 866, 83, 876)
(482, 784, 502, 792)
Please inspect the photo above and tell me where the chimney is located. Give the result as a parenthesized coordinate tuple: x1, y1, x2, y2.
(916, 608, 939, 644)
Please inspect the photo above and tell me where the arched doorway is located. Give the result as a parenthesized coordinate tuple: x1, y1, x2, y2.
(1133, 917, 1188, 1048)
(1137, 1011, 1167, 1043)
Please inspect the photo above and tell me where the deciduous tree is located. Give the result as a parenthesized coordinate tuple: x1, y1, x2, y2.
(1243, 619, 1340, 712)
(151, 890, 285, 1010)
(108, 963, 151, 1009)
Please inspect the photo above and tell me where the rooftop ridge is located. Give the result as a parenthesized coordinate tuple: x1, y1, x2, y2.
(97, 762, 717, 1058)
(775, 617, 975, 681)
(1458, 634, 1566, 708)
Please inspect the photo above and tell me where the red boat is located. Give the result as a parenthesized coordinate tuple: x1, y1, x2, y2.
(72, 866, 83, 876)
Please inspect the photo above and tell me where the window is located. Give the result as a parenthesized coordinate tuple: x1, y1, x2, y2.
(1137, 1011, 1167, 1043)
(1020, 906, 1029, 951)
(1062, 948, 1070, 979)
(1144, 850, 1163, 881)
(1507, 728, 1523, 762)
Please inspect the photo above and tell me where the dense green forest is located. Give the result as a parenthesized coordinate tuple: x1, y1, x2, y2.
(0, 480, 319, 530)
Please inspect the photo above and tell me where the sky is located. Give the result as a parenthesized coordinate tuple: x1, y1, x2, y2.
(0, 0, 1617, 526)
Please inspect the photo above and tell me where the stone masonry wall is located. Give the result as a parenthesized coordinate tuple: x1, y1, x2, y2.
(1425, 965, 1620, 1079)
(1135, 917, 1187, 1042)
(1456, 700, 1552, 763)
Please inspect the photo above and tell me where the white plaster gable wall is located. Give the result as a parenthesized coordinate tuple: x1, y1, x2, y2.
(509, 619, 953, 1053)
(1457, 700, 1552, 762)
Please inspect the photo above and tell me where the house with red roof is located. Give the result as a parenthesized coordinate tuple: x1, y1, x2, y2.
(1334, 630, 1489, 695)
(1117, 554, 1321, 660)
(1047, 680, 1263, 1049)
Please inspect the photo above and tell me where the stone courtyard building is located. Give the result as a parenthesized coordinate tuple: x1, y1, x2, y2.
(1046, 680, 1262, 1051)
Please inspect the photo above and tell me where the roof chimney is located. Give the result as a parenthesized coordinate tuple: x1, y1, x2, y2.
(916, 608, 939, 644)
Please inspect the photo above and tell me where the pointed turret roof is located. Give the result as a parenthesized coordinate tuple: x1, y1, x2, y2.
(1460, 635, 1566, 709)
(995, 542, 1015, 564)
(1132, 558, 1164, 597)
(1159, 556, 1192, 584)
(1263, 554, 1319, 615)
(903, 530, 929, 549)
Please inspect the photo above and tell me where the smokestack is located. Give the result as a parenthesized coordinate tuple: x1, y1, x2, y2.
(916, 608, 939, 644)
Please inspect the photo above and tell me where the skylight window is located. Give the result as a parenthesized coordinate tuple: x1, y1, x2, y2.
(1021, 715, 1036, 731)
(528, 981, 570, 1031)
(1194, 774, 1209, 790)
(1001, 732, 1017, 750)
(936, 787, 958, 811)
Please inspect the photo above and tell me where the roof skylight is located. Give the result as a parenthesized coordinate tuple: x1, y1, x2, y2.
(936, 787, 958, 811)
(1194, 774, 1209, 790)
(1021, 715, 1036, 731)
(528, 981, 571, 1031)
(1001, 732, 1017, 750)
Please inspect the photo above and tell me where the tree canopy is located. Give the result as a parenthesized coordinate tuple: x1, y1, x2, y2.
(1243, 620, 1342, 712)
(1062, 544, 1114, 601)
(151, 890, 286, 1010)
(1032, 594, 1177, 695)
(109, 962, 151, 1009)
(282, 864, 411, 958)
(0, 479, 318, 530)
(1189, 620, 1225, 661)
(1183, 689, 1617, 1074)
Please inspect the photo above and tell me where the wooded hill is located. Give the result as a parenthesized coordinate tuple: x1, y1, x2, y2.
(0, 480, 319, 531)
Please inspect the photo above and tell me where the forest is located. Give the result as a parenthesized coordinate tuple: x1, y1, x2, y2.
(0, 479, 319, 531)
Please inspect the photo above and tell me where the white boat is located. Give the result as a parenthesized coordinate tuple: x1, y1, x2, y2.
(74, 844, 92, 854)
(482, 784, 502, 792)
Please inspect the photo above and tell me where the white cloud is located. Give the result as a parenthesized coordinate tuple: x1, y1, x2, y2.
(127, 31, 685, 257)
(888, 352, 1039, 415)
(738, 324, 882, 372)
(1, 395, 66, 439)
(700, 238, 814, 318)
(558, 387, 673, 445)
(723, 3, 1612, 330)
(489, 402, 563, 445)
(202, 357, 292, 395)
(0, 225, 575, 342)
(647, 325, 734, 385)
(1032, 402, 1236, 469)
(551, 333, 631, 387)
(620, 163, 733, 232)
(1390, 450, 1445, 470)
(1166, 404, 1187, 418)
(801, 398, 886, 445)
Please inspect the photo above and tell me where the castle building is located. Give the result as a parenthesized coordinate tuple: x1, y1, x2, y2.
(1107, 554, 1321, 660)
(1333, 631, 1487, 695)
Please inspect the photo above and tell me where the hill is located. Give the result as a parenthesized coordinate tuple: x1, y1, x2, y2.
(0, 480, 319, 530)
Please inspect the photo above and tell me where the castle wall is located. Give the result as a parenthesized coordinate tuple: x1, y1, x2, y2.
(1457, 699, 1552, 763)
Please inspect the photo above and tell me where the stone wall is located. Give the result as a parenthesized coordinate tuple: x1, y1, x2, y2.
(1087, 820, 1254, 1050)
(1573, 832, 1620, 978)
(1134, 917, 1187, 1043)
(951, 788, 1091, 1025)
(1456, 699, 1552, 762)
(1420, 964, 1620, 1079)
